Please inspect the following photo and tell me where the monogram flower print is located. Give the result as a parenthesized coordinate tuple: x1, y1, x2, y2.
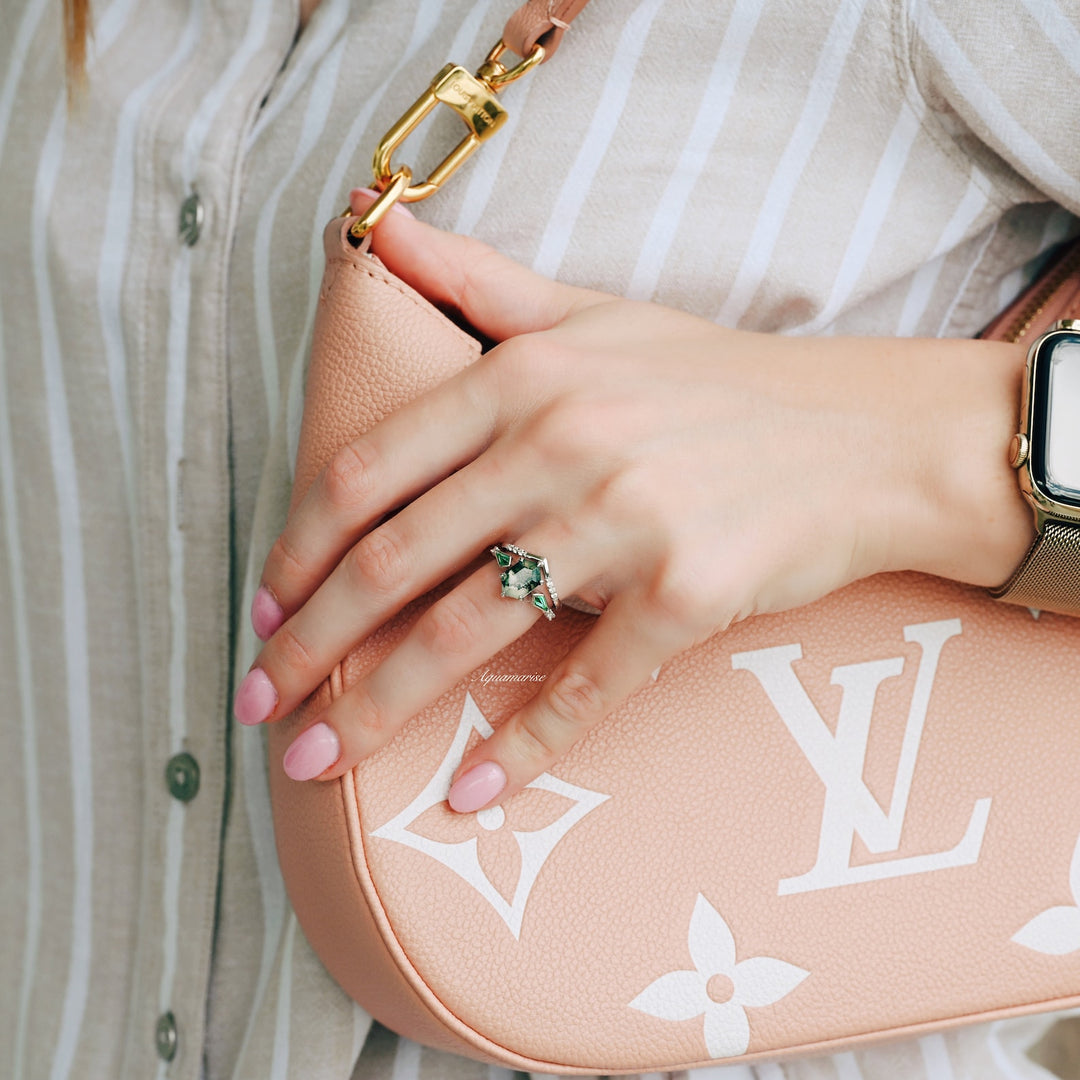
(1013, 830, 1080, 956)
(630, 895, 808, 1060)
(408, 786, 579, 905)
(371, 692, 609, 938)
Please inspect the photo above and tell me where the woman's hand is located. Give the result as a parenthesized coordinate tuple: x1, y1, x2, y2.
(234, 189, 1033, 812)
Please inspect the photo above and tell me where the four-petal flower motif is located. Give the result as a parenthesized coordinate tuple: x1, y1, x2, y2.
(629, 894, 809, 1060)
(407, 785, 579, 905)
(371, 692, 609, 938)
(1013, 830, 1080, 955)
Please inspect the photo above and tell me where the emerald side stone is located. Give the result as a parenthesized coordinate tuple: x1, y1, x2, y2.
(493, 547, 512, 568)
(501, 557, 541, 599)
(532, 593, 550, 613)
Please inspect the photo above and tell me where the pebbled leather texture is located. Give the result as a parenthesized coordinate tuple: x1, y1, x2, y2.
(269, 219, 1080, 1075)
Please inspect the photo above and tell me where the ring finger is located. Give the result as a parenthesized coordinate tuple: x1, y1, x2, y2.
(278, 520, 624, 782)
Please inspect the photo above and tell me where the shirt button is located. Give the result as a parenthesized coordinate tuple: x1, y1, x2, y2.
(178, 192, 203, 246)
(165, 752, 200, 802)
(155, 1011, 178, 1062)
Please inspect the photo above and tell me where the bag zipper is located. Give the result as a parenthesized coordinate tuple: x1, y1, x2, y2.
(998, 242, 1080, 344)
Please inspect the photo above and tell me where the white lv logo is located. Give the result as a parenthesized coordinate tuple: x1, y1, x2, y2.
(731, 619, 991, 895)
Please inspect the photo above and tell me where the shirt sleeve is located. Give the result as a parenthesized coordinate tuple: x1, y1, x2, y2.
(907, 0, 1080, 217)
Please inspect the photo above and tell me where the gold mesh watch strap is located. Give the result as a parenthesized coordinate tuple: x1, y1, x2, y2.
(992, 522, 1080, 616)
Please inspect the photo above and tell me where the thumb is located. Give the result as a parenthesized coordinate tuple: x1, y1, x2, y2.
(349, 187, 608, 342)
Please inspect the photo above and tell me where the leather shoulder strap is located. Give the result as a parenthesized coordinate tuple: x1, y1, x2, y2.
(503, 0, 592, 60)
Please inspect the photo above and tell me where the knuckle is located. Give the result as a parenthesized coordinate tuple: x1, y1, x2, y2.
(466, 444, 510, 490)
(513, 714, 560, 767)
(267, 530, 306, 584)
(507, 668, 607, 771)
(648, 558, 712, 632)
(324, 442, 374, 510)
(524, 394, 627, 473)
(346, 681, 391, 744)
(490, 336, 551, 403)
(418, 591, 486, 657)
(458, 240, 506, 312)
(269, 623, 317, 679)
(528, 403, 582, 461)
(588, 463, 649, 525)
(545, 666, 606, 729)
(459, 357, 498, 427)
(349, 527, 410, 598)
(533, 398, 600, 456)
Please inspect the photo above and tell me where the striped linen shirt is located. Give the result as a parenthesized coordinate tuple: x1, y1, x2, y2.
(1, 0, 1079, 1078)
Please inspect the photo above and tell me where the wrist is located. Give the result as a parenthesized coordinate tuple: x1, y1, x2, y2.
(882, 337, 1035, 588)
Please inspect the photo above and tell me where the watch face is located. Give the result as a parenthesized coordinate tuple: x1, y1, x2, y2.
(1031, 332, 1080, 509)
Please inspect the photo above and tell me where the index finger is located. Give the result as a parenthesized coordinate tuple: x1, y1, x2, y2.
(253, 360, 500, 639)
(351, 188, 609, 342)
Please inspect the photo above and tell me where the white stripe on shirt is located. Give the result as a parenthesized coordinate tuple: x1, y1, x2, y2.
(98, 0, 204, 508)
(919, 1034, 957, 1080)
(286, 0, 449, 484)
(531, 0, 665, 280)
(247, 0, 352, 150)
(934, 217, 998, 337)
(833, 1052, 867, 1080)
(917, 5, 1080, 209)
(0, 311, 44, 1080)
(0, 2, 54, 1075)
(792, 85, 924, 334)
(34, 98, 95, 1080)
(270, 913, 299, 1080)
(715, 0, 870, 328)
(626, 0, 764, 302)
(254, 34, 348, 431)
(1018, 0, 1080, 83)
(895, 172, 989, 336)
(391, 1037, 423, 1080)
(157, 241, 195, 1080)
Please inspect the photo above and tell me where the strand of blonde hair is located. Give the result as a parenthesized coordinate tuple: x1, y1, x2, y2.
(63, 0, 92, 94)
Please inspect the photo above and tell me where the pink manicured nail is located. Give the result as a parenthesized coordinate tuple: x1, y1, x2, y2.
(448, 761, 507, 814)
(251, 586, 285, 641)
(234, 668, 277, 726)
(283, 722, 341, 781)
(350, 187, 415, 218)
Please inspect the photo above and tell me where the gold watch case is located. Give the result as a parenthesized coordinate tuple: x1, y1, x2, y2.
(1010, 318, 1080, 534)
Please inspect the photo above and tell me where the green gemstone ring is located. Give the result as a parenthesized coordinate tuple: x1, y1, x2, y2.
(490, 543, 560, 621)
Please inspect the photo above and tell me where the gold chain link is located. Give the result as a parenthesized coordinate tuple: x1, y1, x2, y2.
(345, 39, 544, 242)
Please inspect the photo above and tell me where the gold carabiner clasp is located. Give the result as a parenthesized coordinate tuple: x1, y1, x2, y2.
(347, 40, 544, 240)
(372, 62, 508, 201)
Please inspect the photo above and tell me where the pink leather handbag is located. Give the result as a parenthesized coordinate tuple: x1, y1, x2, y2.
(267, 7, 1080, 1071)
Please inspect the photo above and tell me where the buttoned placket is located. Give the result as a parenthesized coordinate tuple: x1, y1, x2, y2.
(117, 4, 302, 1075)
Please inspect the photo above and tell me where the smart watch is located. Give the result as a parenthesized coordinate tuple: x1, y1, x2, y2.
(992, 319, 1080, 615)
